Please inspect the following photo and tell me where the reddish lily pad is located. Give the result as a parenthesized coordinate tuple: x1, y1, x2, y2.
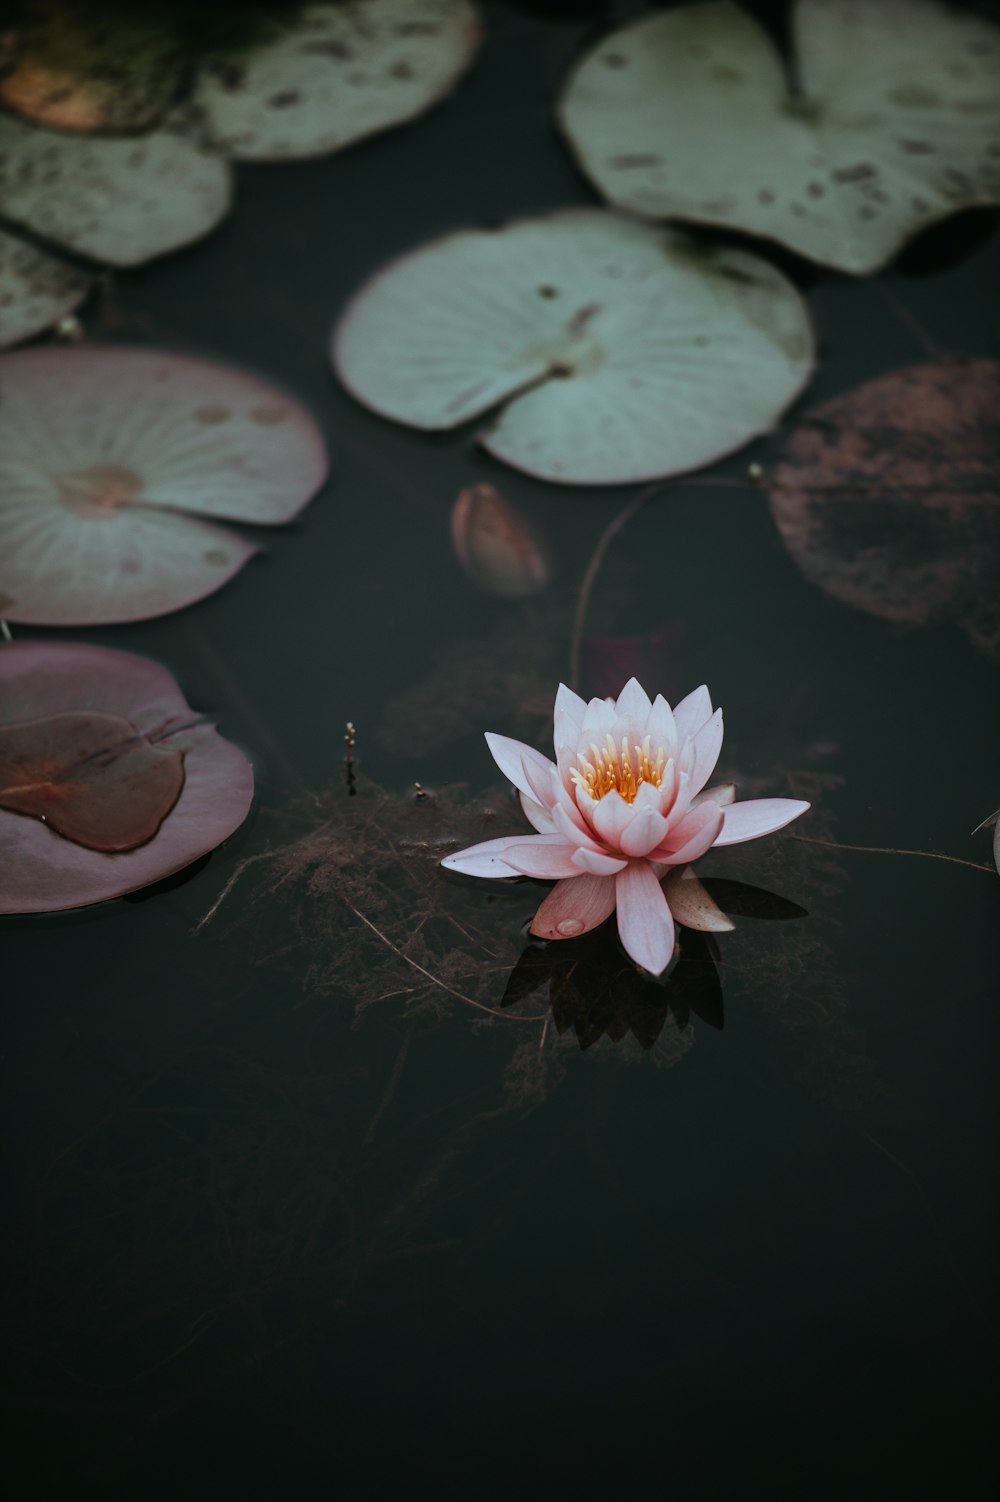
(769, 359, 1000, 658)
(451, 483, 550, 597)
(0, 711, 185, 851)
(0, 345, 329, 626)
(0, 641, 254, 914)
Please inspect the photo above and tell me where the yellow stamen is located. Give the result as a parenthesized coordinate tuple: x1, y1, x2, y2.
(571, 734, 670, 804)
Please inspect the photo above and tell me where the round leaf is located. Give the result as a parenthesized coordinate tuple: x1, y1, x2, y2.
(0, 111, 232, 266)
(557, 0, 1000, 275)
(332, 209, 814, 485)
(0, 345, 329, 626)
(769, 359, 1000, 658)
(0, 641, 254, 914)
(0, 228, 91, 350)
(194, 0, 482, 162)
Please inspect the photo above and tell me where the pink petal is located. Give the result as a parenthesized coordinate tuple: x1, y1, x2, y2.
(504, 838, 582, 879)
(519, 791, 556, 834)
(553, 682, 586, 743)
(663, 868, 735, 933)
(484, 731, 555, 803)
(550, 799, 604, 852)
(0, 642, 253, 914)
(693, 782, 736, 808)
(645, 693, 677, 757)
(688, 708, 724, 797)
(613, 676, 652, 721)
(659, 805, 725, 865)
(580, 695, 618, 738)
(673, 685, 713, 742)
(618, 806, 670, 858)
(589, 788, 634, 849)
(530, 873, 617, 940)
(713, 798, 811, 847)
(441, 834, 527, 877)
(614, 860, 676, 975)
(572, 847, 627, 875)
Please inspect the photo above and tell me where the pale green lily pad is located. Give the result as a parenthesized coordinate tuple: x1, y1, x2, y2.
(0, 229, 92, 349)
(0, 111, 231, 267)
(194, 0, 482, 161)
(332, 208, 814, 486)
(557, 0, 1000, 275)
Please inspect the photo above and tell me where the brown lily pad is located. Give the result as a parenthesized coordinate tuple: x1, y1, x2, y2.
(769, 359, 1000, 658)
(0, 710, 185, 851)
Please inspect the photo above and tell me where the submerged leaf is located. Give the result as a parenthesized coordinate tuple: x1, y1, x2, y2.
(557, 0, 1000, 274)
(0, 710, 185, 851)
(0, 641, 254, 914)
(333, 209, 814, 485)
(769, 359, 1000, 658)
(0, 110, 231, 266)
(0, 228, 91, 349)
(194, 0, 482, 161)
(0, 344, 329, 625)
(451, 483, 550, 597)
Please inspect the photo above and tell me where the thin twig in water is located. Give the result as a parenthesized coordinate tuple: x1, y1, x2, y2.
(791, 832, 993, 875)
(872, 281, 945, 359)
(569, 483, 663, 692)
(339, 895, 546, 1022)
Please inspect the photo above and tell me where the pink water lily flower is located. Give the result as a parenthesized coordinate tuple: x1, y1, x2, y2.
(441, 679, 809, 976)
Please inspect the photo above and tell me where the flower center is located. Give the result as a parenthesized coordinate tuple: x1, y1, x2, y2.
(571, 734, 667, 804)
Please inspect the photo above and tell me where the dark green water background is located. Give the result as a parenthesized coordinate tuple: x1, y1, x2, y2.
(3, 2, 999, 1495)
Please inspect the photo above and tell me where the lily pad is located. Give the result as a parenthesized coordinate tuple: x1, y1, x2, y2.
(0, 8, 182, 134)
(194, 0, 482, 161)
(332, 209, 814, 485)
(0, 228, 92, 349)
(0, 711, 185, 850)
(768, 359, 1000, 658)
(0, 110, 231, 266)
(0, 641, 254, 914)
(557, 0, 1000, 275)
(0, 345, 329, 626)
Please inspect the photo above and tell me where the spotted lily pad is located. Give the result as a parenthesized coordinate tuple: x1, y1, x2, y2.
(0, 7, 182, 134)
(194, 0, 482, 161)
(768, 359, 1000, 658)
(0, 228, 92, 349)
(0, 711, 185, 850)
(0, 110, 231, 266)
(0, 345, 329, 625)
(0, 641, 254, 914)
(332, 209, 814, 485)
(557, 0, 1000, 275)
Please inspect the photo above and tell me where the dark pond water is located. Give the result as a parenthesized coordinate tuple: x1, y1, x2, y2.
(3, 1, 999, 1495)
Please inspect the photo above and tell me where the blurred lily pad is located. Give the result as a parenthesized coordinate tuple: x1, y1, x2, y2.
(0, 344, 329, 625)
(0, 108, 232, 267)
(333, 208, 814, 485)
(769, 359, 1000, 658)
(558, 0, 1000, 274)
(0, 5, 183, 134)
(0, 227, 91, 348)
(194, 0, 482, 161)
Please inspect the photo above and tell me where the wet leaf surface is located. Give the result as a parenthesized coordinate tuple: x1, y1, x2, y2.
(769, 358, 1000, 657)
(0, 710, 185, 851)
